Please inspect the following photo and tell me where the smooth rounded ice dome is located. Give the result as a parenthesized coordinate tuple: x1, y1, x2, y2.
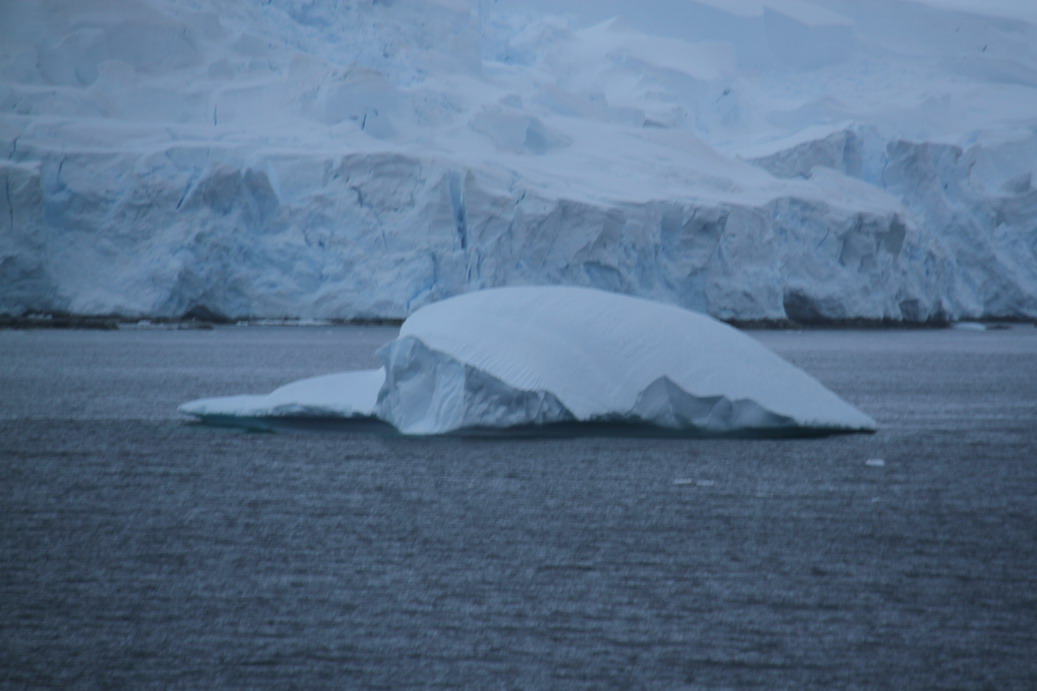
(374, 286, 877, 435)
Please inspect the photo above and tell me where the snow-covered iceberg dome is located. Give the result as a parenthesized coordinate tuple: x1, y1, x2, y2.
(179, 286, 876, 436)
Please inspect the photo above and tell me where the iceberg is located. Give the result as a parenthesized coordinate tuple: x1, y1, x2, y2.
(179, 286, 876, 436)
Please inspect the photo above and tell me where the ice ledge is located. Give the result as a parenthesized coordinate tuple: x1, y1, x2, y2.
(177, 369, 384, 419)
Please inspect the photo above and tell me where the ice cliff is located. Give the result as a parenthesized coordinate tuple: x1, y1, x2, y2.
(2, 0, 1036, 321)
(180, 286, 877, 435)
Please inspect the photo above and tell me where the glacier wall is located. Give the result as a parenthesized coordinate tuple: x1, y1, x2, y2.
(5, 138, 1032, 322)
(2, 0, 1036, 322)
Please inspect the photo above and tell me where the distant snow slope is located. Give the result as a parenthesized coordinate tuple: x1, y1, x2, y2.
(2, 0, 1036, 321)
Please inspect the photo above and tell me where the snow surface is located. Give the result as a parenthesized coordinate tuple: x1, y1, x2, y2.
(178, 368, 383, 419)
(180, 286, 877, 435)
(3, 0, 1037, 321)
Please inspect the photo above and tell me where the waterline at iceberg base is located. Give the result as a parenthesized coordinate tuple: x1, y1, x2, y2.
(179, 286, 877, 437)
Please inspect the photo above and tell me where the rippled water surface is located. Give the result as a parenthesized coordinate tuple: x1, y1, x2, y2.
(2, 326, 1036, 688)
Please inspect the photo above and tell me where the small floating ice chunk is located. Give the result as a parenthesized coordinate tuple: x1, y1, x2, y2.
(952, 321, 987, 331)
(865, 458, 886, 467)
(673, 479, 715, 487)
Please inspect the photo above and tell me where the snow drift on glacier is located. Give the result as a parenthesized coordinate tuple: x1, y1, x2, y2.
(179, 286, 877, 436)
(2, 0, 1037, 321)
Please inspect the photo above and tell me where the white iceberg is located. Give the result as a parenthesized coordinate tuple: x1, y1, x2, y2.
(179, 286, 876, 436)
(179, 369, 383, 420)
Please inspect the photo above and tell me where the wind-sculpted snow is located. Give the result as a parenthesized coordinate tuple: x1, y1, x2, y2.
(179, 369, 384, 420)
(180, 287, 877, 436)
(2, 0, 1037, 321)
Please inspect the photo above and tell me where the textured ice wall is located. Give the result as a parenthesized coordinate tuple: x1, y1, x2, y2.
(2, 0, 1036, 321)
(7, 142, 1027, 321)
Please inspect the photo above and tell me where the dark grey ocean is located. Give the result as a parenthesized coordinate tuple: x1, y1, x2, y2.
(2, 326, 1035, 689)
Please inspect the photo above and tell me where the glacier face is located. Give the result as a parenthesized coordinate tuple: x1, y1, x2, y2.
(180, 286, 877, 435)
(2, 0, 1037, 321)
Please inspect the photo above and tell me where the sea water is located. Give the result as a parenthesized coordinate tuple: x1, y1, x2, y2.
(1, 326, 1035, 688)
